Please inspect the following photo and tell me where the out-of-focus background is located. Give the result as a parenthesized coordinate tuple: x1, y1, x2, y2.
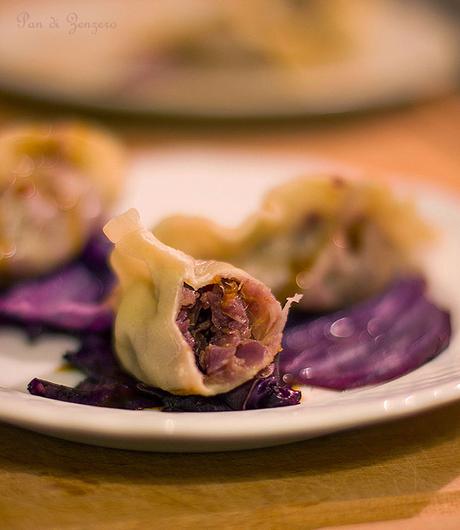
(0, 0, 459, 184)
(0, 0, 458, 118)
(1, 2, 460, 529)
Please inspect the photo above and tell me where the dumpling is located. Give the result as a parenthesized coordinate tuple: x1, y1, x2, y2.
(154, 176, 431, 311)
(0, 122, 125, 281)
(104, 209, 296, 396)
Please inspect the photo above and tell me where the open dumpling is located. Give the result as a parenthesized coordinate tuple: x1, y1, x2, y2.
(154, 176, 431, 311)
(104, 209, 295, 396)
(0, 122, 125, 281)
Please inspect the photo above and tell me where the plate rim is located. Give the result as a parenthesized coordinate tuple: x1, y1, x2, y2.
(0, 376, 459, 451)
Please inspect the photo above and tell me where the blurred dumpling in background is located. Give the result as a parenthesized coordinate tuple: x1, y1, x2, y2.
(0, 122, 125, 281)
(120, 0, 372, 109)
(131, 0, 364, 70)
(154, 177, 432, 312)
(229, 0, 365, 66)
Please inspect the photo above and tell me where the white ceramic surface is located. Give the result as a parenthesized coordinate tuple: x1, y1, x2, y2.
(0, 149, 459, 452)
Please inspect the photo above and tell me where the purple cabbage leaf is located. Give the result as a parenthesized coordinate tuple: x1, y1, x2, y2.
(0, 233, 114, 333)
(280, 277, 451, 390)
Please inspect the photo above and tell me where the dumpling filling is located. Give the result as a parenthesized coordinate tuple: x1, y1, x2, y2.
(176, 279, 266, 376)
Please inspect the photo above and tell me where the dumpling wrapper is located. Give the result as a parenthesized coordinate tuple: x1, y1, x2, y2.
(153, 176, 431, 311)
(0, 122, 125, 281)
(104, 209, 297, 396)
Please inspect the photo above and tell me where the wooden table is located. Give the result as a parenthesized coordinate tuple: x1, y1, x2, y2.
(0, 94, 459, 529)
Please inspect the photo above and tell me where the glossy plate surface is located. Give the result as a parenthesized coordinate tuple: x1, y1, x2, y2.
(0, 149, 458, 452)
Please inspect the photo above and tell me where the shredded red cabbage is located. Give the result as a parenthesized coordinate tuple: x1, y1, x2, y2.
(28, 377, 159, 410)
(28, 334, 301, 412)
(0, 233, 114, 333)
(280, 277, 451, 390)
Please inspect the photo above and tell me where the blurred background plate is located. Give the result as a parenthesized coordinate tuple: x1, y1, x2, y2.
(0, 0, 458, 118)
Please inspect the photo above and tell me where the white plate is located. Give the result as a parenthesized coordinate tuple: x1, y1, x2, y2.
(0, 1, 457, 117)
(0, 149, 459, 452)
